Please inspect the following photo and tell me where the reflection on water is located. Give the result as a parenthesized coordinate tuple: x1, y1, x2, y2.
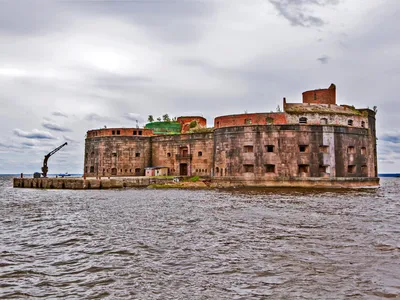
(1, 176, 399, 299)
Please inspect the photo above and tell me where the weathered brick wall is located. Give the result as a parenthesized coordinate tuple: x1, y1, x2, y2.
(87, 128, 154, 139)
(151, 133, 214, 176)
(285, 112, 369, 128)
(84, 136, 152, 177)
(177, 116, 207, 133)
(302, 85, 336, 104)
(214, 113, 287, 128)
(213, 125, 375, 179)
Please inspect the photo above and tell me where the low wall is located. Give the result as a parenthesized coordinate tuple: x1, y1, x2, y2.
(211, 177, 380, 188)
(13, 177, 175, 189)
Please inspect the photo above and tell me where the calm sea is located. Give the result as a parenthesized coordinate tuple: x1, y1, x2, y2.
(1, 176, 399, 299)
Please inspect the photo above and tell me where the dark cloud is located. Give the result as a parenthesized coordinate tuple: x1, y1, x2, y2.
(13, 129, 56, 140)
(42, 120, 72, 132)
(380, 133, 400, 144)
(269, 0, 339, 27)
(52, 111, 68, 118)
(317, 55, 330, 64)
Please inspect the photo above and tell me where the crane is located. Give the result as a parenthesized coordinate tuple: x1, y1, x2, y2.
(41, 142, 68, 178)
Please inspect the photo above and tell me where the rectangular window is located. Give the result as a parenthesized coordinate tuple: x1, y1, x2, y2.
(112, 152, 117, 157)
(361, 165, 368, 175)
(348, 146, 355, 154)
(198, 151, 203, 157)
(112, 130, 115, 135)
(244, 145, 254, 153)
(117, 130, 120, 135)
(299, 145, 309, 153)
(139, 131, 143, 136)
(348, 165, 356, 174)
(298, 164, 309, 174)
(135, 153, 140, 157)
(319, 165, 328, 176)
(320, 146, 329, 153)
(243, 164, 254, 173)
(266, 145, 274, 152)
(361, 147, 367, 155)
(265, 164, 275, 173)
(133, 130, 137, 135)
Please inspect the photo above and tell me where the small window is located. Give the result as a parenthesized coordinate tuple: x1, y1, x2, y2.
(205, 169, 207, 173)
(139, 131, 143, 136)
(244, 145, 254, 153)
(90, 166, 94, 173)
(196, 169, 198, 172)
(361, 147, 367, 155)
(319, 165, 328, 176)
(245, 119, 252, 125)
(216, 167, 219, 173)
(112, 152, 117, 157)
(216, 121, 220, 128)
(117, 130, 120, 135)
(298, 164, 309, 174)
(299, 145, 309, 153)
(243, 164, 254, 173)
(320, 145, 329, 153)
(112, 130, 115, 135)
(348, 165, 356, 174)
(348, 146, 355, 154)
(135, 168, 141, 175)
(167, 152, 171, 157)
(133, 130, 137, 135)
(361, 165, 368, 175)
(361, 121, 365, 128)
(348, 119, 353, 126)
(321, 118, 328, 125)
(266, 145, 274, 152)
(265, 164, 275, 173)
(120, 169, 122, 172)
(299, 117, 308, 124)
(136, 153, 140, 157)
(130, 169, 132, 173)
(125, 169, 127, 173)
(314, 92, 317, 100)
(198, 151, 203, 157)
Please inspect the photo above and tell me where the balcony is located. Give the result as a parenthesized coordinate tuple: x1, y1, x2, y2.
(176, 154, 192, 160)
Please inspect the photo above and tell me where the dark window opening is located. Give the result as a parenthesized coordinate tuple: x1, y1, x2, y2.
(299, 117, 308, 124)
(299, 145, 309, 153)
(112, 130, 115, 135)
(314, 92, 317, 100)
(135, 168, 141, 176)
(136, 153, 140, 157)
(112, 152, 117, 157)
(90, 166, 94, 173)
(117, 130, 120, 135)
(266, 145, 274, 152)
(205, 169, 207, 173)
(348, 146, 355, 154)
(361, 147, 367, 155)
(216, 167, 219, 174)
(243, 164, 254, 173)
(319, 165, 328, 176)
(216, 121, 220, 128)
(298, 164, 309, 174)
(245, 119, 252, 125)
(198, 151, 203, 157)
(321, 118, 328, 125)
(120, 169, 122, 172)
(133, 130, 137, 135)
(348, 165, 356, 174)
(130, 169, 132, 173)
(265, 164, 275, 173)
(167, 152, 171, 157)
(139, 131, 143, 135)
(125, 169, 127, 173)
(348, 119, 353, 126)
(361, 121, 365, 128)
(111, 168, 117, 175)
(244, 145, 254, 153)
(91, 151, 94, 156)
(320, 146, 329, 153)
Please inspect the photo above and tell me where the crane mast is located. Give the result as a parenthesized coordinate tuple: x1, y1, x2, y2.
(41, 142, 68, 178)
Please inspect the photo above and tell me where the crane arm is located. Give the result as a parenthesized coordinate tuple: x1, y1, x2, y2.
(41, 142, 68, 177)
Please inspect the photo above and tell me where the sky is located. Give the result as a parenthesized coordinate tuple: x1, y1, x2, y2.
(0, 0, 399, 174)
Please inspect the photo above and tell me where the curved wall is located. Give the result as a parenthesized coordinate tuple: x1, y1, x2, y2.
(213, 125, 376, 180)
(87, 128, 153, 139)
(177, 116, 207, 133)
(302, 85, 336, 105)
(214, 113, 287, 128)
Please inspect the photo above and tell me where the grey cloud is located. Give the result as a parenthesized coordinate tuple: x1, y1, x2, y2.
(13, 129, 56, 140)
(42, 120, 72, 132)
(124, 113, 145, 123)
(85, 113, 114, 123)
(63, 135, 79, 144)
(269, 0, 339, 27)
(380, 133, 400, 144)
(317, 55, 330, 64)
(52, 111, 68, 118)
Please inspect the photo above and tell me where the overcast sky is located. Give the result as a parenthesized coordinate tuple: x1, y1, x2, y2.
(0, 0, 399, 174)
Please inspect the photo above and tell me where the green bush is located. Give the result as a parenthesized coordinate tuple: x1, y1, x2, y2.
(189, 176, 200, 182)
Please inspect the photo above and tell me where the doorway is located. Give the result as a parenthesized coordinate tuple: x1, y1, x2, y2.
(111, 168, 117, 176)
(180, 163, 188, 176)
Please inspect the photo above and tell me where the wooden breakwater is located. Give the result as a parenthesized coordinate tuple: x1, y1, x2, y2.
(13, 177, 175, 189)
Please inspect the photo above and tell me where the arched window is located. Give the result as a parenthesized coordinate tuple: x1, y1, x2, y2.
(348, 119, 353, 126)
(361, 121, 365, 128)
(299, 117, 308, 124)
(321, 118, 328, 125)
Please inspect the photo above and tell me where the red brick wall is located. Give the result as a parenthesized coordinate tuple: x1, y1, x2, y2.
(87, 128, 154, 139)
(214, 113, 287, 128)
(302, 87, 336, 105)
(177, 116, 207, 133)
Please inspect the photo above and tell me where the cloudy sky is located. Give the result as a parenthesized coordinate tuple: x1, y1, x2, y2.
(0, 0, 399, 174)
